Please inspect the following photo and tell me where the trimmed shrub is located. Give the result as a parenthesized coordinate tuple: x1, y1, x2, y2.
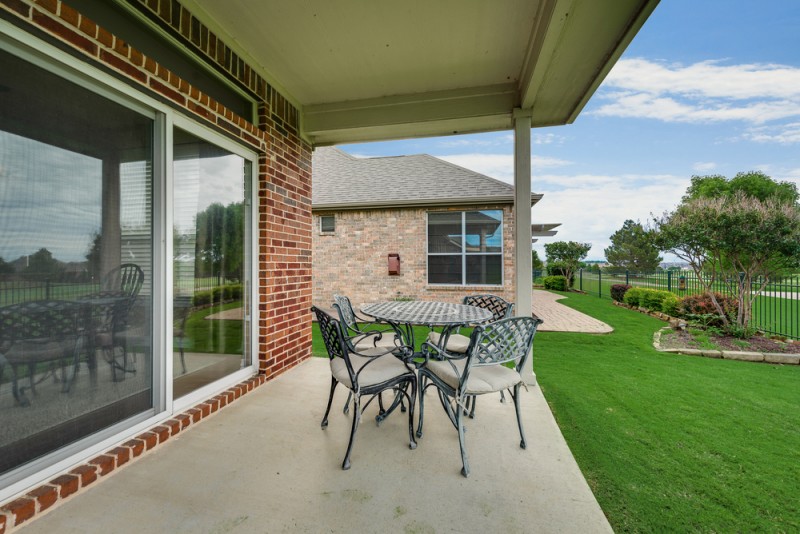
(661, 293, 681, 316)
(543, 275, 568, 291)
(640, 289, 673, 311)
(193, 290, 212, 306)
(679, 292, 739, 327)
(610, 284, 631, 302)
(623, 287, 644, 307)
(547, 261, 575, 287)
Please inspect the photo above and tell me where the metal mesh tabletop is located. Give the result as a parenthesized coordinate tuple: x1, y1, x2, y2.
(361, 301, 492, 326)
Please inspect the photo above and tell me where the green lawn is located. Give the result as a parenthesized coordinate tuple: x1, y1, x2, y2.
(534, 291, 800, 532)
(182, 301, 243, 354)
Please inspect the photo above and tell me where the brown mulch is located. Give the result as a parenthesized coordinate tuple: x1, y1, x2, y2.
(660, 328, 800, 354)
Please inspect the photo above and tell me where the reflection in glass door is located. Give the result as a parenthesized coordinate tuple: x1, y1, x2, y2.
(172, 128, 251, 398)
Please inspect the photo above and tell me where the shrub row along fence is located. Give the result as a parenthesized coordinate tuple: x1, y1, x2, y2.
(565, 269, 800, 340)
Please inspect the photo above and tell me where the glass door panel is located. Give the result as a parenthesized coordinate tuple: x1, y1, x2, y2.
(172, 128, 250, 398)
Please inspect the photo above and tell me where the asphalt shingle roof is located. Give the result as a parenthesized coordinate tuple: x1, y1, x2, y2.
(312, 147, 541, 210)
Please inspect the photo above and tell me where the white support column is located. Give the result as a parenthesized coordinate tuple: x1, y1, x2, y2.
(513, 108, 536, 385)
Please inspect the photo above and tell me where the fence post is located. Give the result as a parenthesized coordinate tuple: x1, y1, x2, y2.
(625, 270, 629, 285)
(598, 269, 602, 298)
(579, 269, 583, 291)
(667, 270, 672, 292)
(46, 278, 51, 300)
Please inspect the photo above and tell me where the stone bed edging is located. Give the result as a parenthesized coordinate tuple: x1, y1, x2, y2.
(610, 301, 800, 365)
(0, 370, 280, 533)
(652, 327, 800, 365)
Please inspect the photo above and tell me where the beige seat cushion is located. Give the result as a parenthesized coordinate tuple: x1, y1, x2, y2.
(425, 358, 520, 394)
(331, 349, 411, 389)
(354, 332, 400, 351)
(426, 331, 470, 353)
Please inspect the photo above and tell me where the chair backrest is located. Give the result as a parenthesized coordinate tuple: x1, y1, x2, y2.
(467, 316, 543, 372)
(103, 263, 144, 300)
(332, 294, 358, 332)
(462, 294, 514, 322)
(312, 306, 348, 363)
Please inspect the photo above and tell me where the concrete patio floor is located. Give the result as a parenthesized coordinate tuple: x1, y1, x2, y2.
(18, 357, 611, 533)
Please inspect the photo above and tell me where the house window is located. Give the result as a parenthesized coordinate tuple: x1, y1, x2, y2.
(320, 215, 335, 233)
(427, 210, 503, 285)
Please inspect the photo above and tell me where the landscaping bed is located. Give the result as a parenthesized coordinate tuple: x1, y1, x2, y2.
(659, 327, 800, 354)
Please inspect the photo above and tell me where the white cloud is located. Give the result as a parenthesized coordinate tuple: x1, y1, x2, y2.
(438, 153, 571, 183)
(529, 172, 689, 260)
(592, 58, 800, 125)
(692, 161, 717, 172)
(743, 122, 800, 144)
(532, 133, 567, 145)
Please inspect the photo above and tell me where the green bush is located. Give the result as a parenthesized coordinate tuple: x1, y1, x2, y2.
(543, 275, 568, 291)
(623, 287, 644, 307)
(193, 290, 212, 306)
(661, 293, 681, 316)
(610, 284, 631, 302)
(547, 261, 575, 287)
(640, 289, 673, 311)
(679, 292, 739, 328)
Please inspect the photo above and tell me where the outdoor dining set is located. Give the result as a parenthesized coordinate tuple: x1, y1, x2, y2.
(312, 294, 543, 477)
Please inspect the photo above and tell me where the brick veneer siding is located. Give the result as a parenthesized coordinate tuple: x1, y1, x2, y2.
(0, 0, 312, 528)
(313, 205, 517, 310)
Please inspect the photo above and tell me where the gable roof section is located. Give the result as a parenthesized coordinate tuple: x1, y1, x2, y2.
(312, 147, 542, 211)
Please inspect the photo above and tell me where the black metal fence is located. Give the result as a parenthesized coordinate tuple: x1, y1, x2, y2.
(539, 268, 800, 340)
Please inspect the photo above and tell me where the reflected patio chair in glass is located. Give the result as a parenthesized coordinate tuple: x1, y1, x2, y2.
(416, 315, 542, 477)
(0, 300, 84, 406)
(312, 306, 417, 470)
(103, 263, 144, 299)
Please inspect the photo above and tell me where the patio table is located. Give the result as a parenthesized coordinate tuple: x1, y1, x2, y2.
(360, 300, 493, 353)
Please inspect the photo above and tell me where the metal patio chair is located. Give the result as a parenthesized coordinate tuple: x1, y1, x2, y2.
(416, 315, 543, 477)
(332, 294, 405, 416)
(332, 294, 401, 351)
(312, 306, 417, 470)
(0, 300, 85, 406)
(426, 294, 514, 353)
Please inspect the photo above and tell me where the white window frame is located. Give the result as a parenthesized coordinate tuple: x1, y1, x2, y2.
(426, 209, 504, 286)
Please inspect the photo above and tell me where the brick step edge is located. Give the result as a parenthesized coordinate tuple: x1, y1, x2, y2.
(653, 327, 800, 365)
(0, 373, 272, 533)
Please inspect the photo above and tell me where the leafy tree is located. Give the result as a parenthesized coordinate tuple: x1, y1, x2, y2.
(26, 248, 62, 278)
(531, 249, 544, 271)
(604, 219, 662, 272)
(683, 171, 799, 204)
(544, 241, 591, 288)
(654, 192, 800, 332)
(0, 256, 13, 275)
(195, 201, 244, 281)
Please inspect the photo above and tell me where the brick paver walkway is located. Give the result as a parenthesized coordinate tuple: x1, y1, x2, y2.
(533, 290, 613, 333)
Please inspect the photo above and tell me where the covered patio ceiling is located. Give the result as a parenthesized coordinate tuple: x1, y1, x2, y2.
(179, 0, 659, 146)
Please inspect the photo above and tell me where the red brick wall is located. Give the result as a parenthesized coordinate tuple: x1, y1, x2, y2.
(313, 205, 517, 311)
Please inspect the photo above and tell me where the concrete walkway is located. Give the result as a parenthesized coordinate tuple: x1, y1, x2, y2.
(533, 290, 613, 333)
(18, 358, 612, 534)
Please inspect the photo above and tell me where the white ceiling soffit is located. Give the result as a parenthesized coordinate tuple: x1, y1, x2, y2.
(183, 0, 659, 145)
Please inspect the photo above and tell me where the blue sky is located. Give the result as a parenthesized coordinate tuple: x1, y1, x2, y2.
(338, 0, 800, 262)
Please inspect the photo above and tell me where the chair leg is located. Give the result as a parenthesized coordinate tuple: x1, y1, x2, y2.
(468, 395, 477, 418)
(513, 383, 526, 449)
(321, 377, 338, 428)
(456, 394, 470, 478)
(407, 380, 417, 450)
(342, 393, 361, 470)
(416, 373, 426, 438)
(343, 391, 351, 414)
